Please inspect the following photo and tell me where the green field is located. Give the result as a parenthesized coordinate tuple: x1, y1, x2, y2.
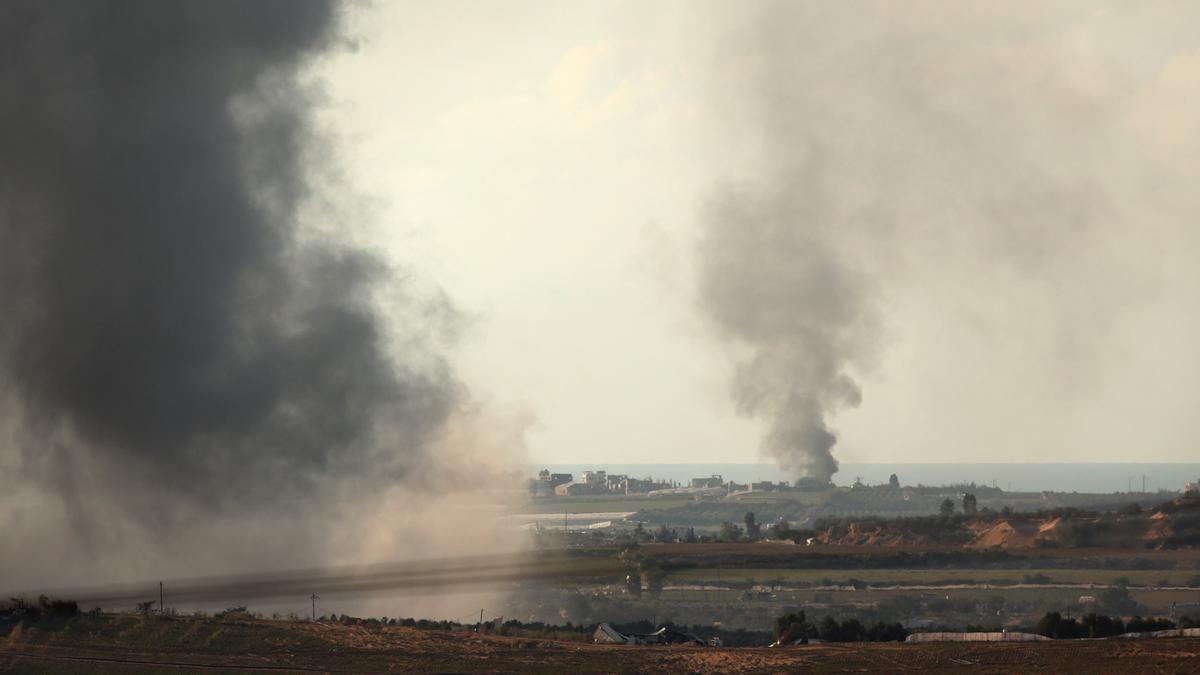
(666, 567, 1200, 587)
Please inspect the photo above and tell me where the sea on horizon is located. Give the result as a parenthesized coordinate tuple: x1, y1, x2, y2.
(525, 462, 1200, 495)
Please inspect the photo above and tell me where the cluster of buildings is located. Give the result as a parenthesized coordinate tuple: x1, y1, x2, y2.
(673, 476, 796, 496)
(527, 470, 800, 498)
(528, 469, 678, 497)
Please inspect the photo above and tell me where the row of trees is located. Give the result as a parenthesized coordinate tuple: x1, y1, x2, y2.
(1033, 611, 1184, 639)
(774, 610, 908, 644)
(2, 596, 81, 622)
(717, 512, 799, 542)
(938, 493, 978, 517)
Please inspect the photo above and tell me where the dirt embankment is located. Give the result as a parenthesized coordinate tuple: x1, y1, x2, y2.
(815, 521, 939, 547)
(815, 494, 1200, 552)
(5, 615, 1200, 674)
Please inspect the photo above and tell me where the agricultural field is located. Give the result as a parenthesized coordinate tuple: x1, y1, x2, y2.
(666, 567, 1200, 587)
(504, 538, 1200, 632)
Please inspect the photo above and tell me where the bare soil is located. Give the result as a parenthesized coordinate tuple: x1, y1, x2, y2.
(4, 616, 1200, 674)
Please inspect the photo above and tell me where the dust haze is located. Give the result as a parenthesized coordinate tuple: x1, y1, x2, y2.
(4, 0, 1200, 619)
(0, 0, 525, 617)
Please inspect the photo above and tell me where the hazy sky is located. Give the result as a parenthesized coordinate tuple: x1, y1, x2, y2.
(319, 1, 1200, 468)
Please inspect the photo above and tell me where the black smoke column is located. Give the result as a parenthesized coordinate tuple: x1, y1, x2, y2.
(0, 1, 456, 520)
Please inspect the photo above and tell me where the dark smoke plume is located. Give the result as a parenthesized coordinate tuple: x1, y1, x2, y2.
(697, 179, 874, 484)
(0, 1, 456, 520)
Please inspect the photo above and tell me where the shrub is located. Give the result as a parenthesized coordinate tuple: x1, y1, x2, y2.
(37, 596, 79, 620)
(1035, 612, 1084, 639)
(1125, 616, 1175, 633)
(773, 611, 810, 644)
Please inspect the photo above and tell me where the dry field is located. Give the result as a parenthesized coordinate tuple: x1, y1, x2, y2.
(4, 615, 1200, 674)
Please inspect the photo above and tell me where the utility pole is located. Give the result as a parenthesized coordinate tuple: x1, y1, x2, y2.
(478, 608, 484, 632)
(311, 593, 319, 621)
(159, 582, 164, 615)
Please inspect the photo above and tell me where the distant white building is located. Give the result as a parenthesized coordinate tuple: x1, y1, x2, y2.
(1185, 480, 1198, 494)
(580, 470, 607, 487)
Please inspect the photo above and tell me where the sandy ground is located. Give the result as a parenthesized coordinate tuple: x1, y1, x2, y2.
(4, 617, 1200, 673)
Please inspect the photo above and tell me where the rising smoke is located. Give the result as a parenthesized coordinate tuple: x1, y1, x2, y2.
(696, 179, 874, 484)
(695, 2, 1186, 482)
(0, 1, 521, 601)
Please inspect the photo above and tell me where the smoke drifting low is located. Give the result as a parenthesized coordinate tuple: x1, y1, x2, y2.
(0, 0, 523, 604)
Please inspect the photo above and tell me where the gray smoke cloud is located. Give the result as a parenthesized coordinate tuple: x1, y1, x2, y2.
(697, 178, 874, 484)
(694, 2, 1191, 482)
(0, 1, 461, 540)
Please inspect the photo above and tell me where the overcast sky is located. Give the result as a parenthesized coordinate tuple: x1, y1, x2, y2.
(318, 1, 1200, 467)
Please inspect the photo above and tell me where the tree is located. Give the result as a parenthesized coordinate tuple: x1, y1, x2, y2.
(1099, 584, 1140, 616)
(771, 519, 792, 540)
(625, 572, 641, 597)
(1081, 613, 1124, 638)
(1035, 611, 1083, 639)
(818, 616, 842, 641)
(37, 596, 79, 620)
(773, 611, 809, 645)
(1034, 611, 1063, 638)
(719, 522, 744, 542)
(744, 512, 761, 538)
(962, 493, 978, 516)
(939, 498, 955, 517)
(1119, 502, 1142, 516)
(888, 473, 900, 489)
(656, 524, 675, 542)
(684, 527, 698, 543)
(865, 620, 908, 642)
(1127, 616, 1175, 632)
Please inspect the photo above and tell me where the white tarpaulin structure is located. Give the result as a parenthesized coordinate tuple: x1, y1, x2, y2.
(907, 632, 1050, 643)
(593, 623, 634, 645)
(1117, 628, 1200, 639)
(592, 623, 706, 646)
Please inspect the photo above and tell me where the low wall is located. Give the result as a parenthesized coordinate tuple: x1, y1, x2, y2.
(1117, 628, 1200, 639)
